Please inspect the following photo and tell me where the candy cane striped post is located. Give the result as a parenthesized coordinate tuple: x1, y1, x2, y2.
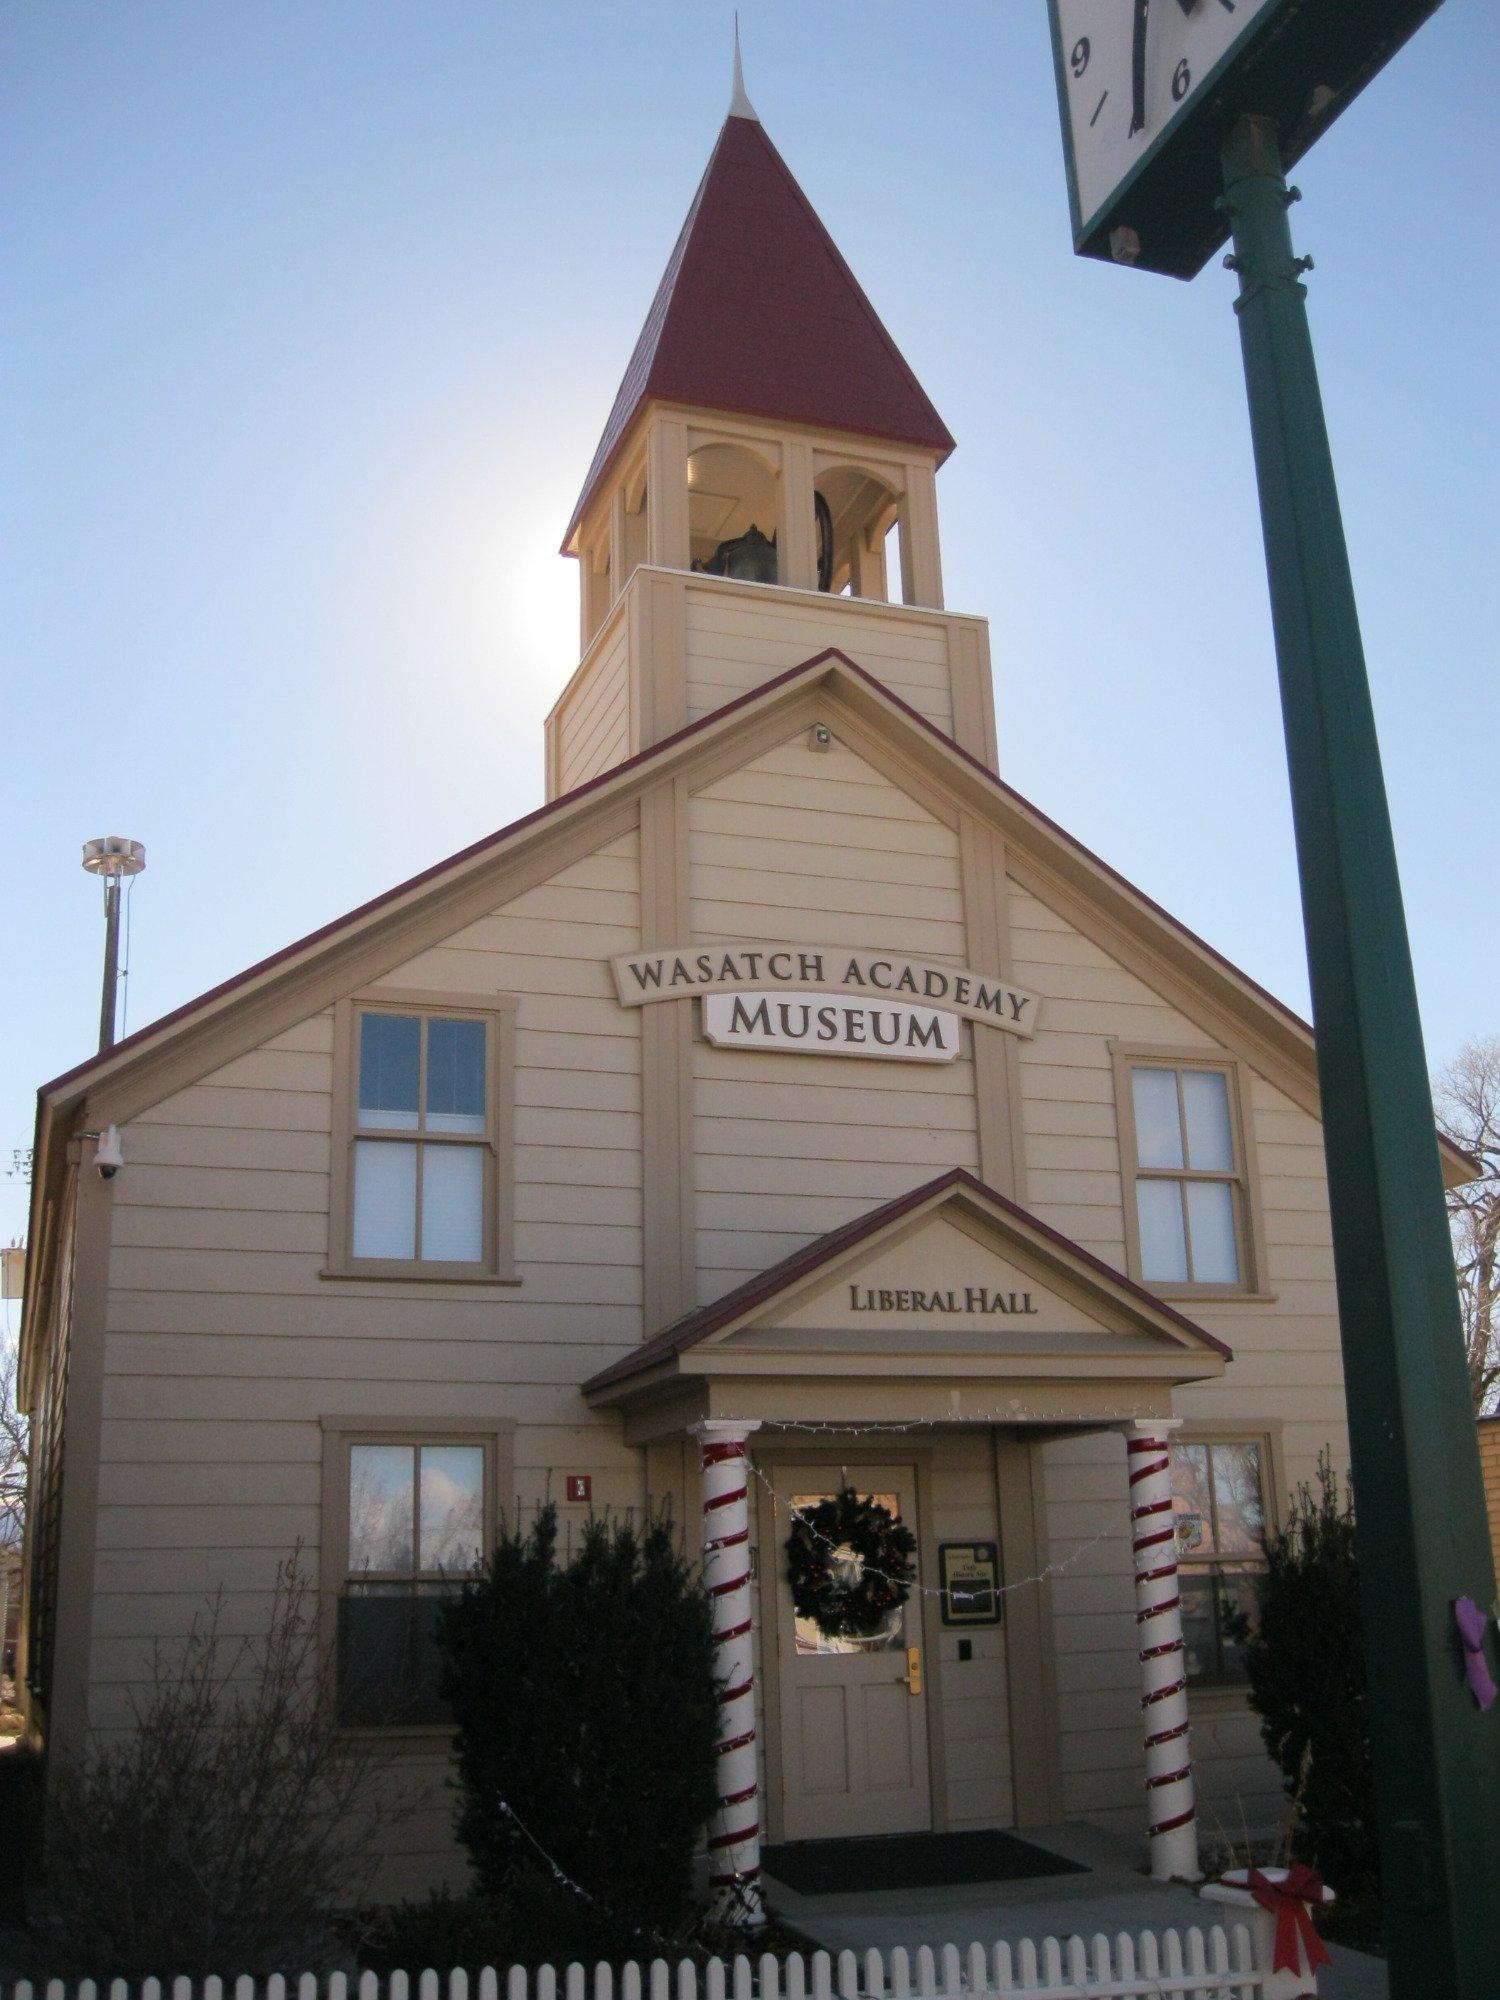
(691, 1420, 765, 1926)
(1125, 1418, 1200, 1883)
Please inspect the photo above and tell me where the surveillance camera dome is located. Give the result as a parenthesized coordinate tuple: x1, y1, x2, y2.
(94, 1126, 124, 1179)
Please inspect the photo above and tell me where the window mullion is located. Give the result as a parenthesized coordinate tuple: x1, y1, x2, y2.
(1173, 1072, 1195, 1281)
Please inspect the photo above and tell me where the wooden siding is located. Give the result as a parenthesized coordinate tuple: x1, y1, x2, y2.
(928, 1433, 1013, 1828)
(554, 607, 631, 795)
(68, 699, 1358, 1882)
(689, 735, 979, 1302)
(1009, 878, 1346, 1839)
(1481, 1419, 1500, 1576)
(683, 580, 959, 737)
(95, 828, 648, 1893)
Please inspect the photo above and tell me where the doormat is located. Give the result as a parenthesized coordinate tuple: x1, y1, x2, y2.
(762, 1828, 1089, 1896)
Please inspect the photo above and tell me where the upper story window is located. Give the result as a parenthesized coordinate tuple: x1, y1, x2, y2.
(1112, 1047, 1265, 1296)
(327, 991, 517, 1281)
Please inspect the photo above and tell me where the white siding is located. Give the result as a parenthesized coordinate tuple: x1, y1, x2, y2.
(97, 829, 648, 1895)
(689, 735, 979, 1301)
(555, 613, 630, 793)
(684, 587, 958, 737)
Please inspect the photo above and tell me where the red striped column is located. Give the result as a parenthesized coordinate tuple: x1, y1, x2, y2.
(691, 1419, 765, 1926)
(1126, 1418, 1200, 1883)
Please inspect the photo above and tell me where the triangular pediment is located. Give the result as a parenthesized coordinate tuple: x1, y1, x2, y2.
(37, 646, 1474, 1199)
(584, 1170, 1228, 1410)
(768, 1210, 1170, 1352)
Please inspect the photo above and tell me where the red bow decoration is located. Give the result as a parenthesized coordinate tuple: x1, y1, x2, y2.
(1247, 1865, 1332, 1977)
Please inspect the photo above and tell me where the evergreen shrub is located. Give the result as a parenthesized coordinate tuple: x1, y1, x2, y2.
(360, 1873, 644, 1973)
(1230, 1456, 1379, 1895)
(437, 1506, 720, 1930)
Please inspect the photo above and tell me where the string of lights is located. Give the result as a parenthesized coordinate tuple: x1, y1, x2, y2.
(747, 1458, 1115, 1606)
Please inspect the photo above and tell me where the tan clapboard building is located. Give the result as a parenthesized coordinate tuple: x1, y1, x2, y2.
(18, 84, 1474, 1898)
(1480, 1417, 1500, 1577)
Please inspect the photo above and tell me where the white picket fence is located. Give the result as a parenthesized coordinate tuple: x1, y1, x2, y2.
(0, 1925, 1274, 2000)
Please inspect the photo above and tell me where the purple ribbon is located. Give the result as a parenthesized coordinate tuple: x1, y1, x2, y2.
(1454, 1597, 1497, 1712)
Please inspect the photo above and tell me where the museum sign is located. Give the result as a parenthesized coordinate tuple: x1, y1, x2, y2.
(611, 944, 1039, 1067)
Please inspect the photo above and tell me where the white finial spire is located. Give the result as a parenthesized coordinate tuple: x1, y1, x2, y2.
(729, 15, 758, 121)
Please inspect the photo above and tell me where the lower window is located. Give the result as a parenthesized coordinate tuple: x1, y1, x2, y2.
(335, 1436, 488, 1725)
(1170, 1437, 1269, 1689)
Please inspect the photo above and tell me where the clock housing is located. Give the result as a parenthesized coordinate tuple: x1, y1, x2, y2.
(1048, 0, 1445, 279)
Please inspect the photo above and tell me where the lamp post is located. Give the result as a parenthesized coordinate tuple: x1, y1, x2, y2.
(1046, 4, 1499, 1984)
(1217, 115, 1498, 1987)
(82, 837, 145, 1053)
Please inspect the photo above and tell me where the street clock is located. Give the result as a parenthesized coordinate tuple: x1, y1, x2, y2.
(1048, 0, 1444, 278)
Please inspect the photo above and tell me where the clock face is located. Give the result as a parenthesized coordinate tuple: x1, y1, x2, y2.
(1054, 0, 1281, 241)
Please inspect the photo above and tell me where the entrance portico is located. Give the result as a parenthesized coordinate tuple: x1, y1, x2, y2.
(584, 1169, 1230, 1909)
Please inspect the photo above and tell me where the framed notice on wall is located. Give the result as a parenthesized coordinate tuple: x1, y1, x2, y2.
(938, 1542, 1001, 1626)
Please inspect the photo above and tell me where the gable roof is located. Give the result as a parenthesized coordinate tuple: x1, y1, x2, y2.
(25, 638, 1478, 1340)
(582, 1167, 1231, 1401)
(563, 111, 954, 553)
(32, 644, 1302, 1109)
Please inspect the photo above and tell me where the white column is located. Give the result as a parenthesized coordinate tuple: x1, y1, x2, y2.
(691, 1419, 765, 1925)
(1125, 1418, 1201, 1883)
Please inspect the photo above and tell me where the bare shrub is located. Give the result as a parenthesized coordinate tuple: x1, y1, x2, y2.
(27, 1553, 412, 1978)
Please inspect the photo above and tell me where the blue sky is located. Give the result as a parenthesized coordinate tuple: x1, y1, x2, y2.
(2, 1, 1495, 1253)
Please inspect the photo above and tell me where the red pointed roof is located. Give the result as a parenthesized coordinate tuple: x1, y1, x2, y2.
(563, 110, 954, 552)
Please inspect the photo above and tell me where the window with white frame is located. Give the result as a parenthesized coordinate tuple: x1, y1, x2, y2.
(337, 1437, 488, 1725)
(1126, 1061, 1250, 1289)
(1170, 1437, 1269, 1688)
(330, 994, 515, 1279)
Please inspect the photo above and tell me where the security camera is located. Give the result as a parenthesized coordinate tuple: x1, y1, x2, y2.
(94, 1126, 124, 1179)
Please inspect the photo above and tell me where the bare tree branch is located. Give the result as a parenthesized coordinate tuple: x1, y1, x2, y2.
(1434, 1036, 1500, 1415)
(0, 1337, 26, 1550)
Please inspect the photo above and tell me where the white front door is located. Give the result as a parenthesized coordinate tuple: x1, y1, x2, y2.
(771, 1462, 932, 1842)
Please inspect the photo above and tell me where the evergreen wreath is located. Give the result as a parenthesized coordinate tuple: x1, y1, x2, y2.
(785, 1485, 917, 1640)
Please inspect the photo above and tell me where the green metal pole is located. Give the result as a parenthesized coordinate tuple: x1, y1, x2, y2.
(1220, 113, 1500, 1992)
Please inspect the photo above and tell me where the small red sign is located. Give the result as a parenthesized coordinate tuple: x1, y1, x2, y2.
(565, 1475, 592, 1504)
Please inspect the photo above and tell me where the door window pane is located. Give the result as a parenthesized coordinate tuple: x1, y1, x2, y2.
(349, 1444, 415, 1573)
(1137, 1178, 1189, 1282)
(359, 1014, 420, 1130)
(421, 1145, 485, 1262)
(420, 1445, 485, 1572)
(353, 1141, 418, 1260)
(427, 1018, 487, 1134)
(1132, 1067, 1184, 1169)
(1181, 1069, 1234, 1171)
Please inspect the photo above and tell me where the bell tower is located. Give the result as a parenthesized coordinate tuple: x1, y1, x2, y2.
(546, 61, 997, 797)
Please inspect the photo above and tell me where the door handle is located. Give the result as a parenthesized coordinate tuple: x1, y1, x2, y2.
(900, 1645, 923, 1695)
